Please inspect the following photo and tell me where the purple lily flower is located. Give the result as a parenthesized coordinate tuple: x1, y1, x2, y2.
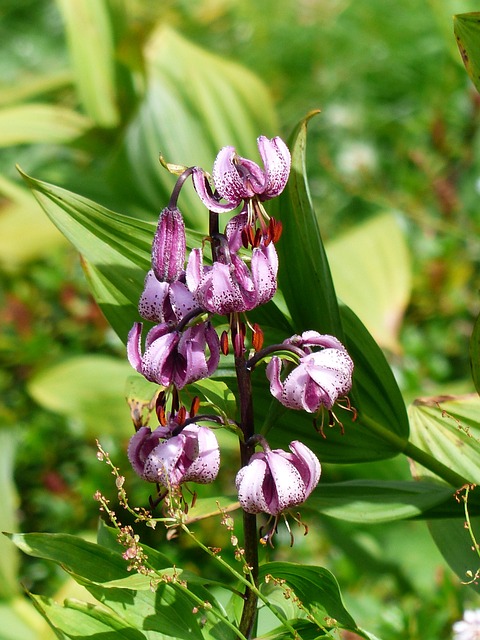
(128, 423, 220, 486)
(266, 332, 354, 413)
(127, 320, 220, 389)
(192, 136, 291, 213)
(185, 238, 278, 315)
(235, 438, 320, 516)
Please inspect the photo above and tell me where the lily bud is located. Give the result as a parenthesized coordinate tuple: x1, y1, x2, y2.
(151, 206, 186, 283)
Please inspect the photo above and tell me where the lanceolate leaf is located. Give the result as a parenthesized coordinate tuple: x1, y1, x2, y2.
(454, 13, 480, 95)
(470, 310, 480, 395)
(259, 562, 357, 632)
(272, 113, 409, 462)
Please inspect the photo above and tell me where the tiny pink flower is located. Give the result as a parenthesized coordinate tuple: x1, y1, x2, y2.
(453, 609, 480, 640)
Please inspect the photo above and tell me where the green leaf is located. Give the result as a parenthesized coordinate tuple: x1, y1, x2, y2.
(271, 113, 409, 462)
(0, 431, 20, 599)
(408, 394, 480, 483)
(18, 168, 152, 340)
(428, 514, 480, 594)
(326, 212, 412, 353)
(307, 479, 458, 523)
(278, 110, 342, 339)
(27, 355, 133, 437)
(30, 593, 145, 639)
(8, 533, 132, 584)
(56, 0, 119, 127)
(259, 562, 357, 631)
(108, 25, 278, 225)
(189, 378, 237, 420)
(74, 575, 205, 640)
(454, 13, 480, 95)
(470, 311, 480, 395)
(0, 175, 66, 270)
(0, 104, 93, 146)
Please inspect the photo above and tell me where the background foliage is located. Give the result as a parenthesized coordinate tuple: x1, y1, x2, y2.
(2, 1, 480, 638)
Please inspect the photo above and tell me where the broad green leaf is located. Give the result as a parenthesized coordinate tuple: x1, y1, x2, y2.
(454, 13, 480, 95)
(74, 576, 204, 640)
(27, 355, 133, 437)
(278, 110, 343, 339)
(326, 212, 412, 353)
(0, 431, 20, 598)
(0, 71, 72, 107)
(307, 479, 458, 523)
(470, 311, 480, 395)
(30, 593, 145, 639)
(408, 394, 480, 483)
(18, 168, 152, 340)
(259, 562, 357, 631)
(272, 112, 409, 462)
(0, 104, 92, 146)
(108, 25, 278, 225)
(0, 175, 66, 270)
(8, 533, 132, 584)
(56, 0, 119, 127)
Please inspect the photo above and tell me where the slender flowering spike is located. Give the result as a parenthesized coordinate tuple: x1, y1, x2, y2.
(266, 332, 354, 413)
(235, 438, 320, 516)
(127, 320, 220, 389)
(192, 136, 290, 213)
(128, 424, 220, 486)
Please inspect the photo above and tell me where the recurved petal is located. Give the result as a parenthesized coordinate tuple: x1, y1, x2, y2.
(291, 331, 348, 352)
(182, 425, 220, 484)
(143, 434, 186, 484)
(192, 166, 240, 213)
(286, 441, 321, 496)
(257, 136, 291, 199)
(250, 243, 278, 306)
(127, 322, 144, 373)
(213, 146, 264, 201)
(264, 449, 306, 514)
(304, 349, 354, 404)
(142, 330, 179, 386)
(138, 271, 169, 322)
(235, 456, 270, 514)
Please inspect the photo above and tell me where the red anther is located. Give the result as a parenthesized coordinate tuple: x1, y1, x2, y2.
(246, 224, 255, 247)
(220, 330, 230, 355)
(239, 321, 246, 338)
(190, 396, 200, 417)
(252, 323, 264, 351)
(241, 227, 250, 249)
(253, 227, 262, 248)
(269, 217, 283, 243)
(157, 404, 167, 426)
(176, 405, 186, 425)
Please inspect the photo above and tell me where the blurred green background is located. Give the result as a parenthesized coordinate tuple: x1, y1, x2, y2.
(2, 0, 480, 638)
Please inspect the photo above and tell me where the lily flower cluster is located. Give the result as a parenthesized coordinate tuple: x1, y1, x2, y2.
(125, 136, 354, 540)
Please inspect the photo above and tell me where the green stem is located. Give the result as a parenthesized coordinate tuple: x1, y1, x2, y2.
(360, 414, 470, 488)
